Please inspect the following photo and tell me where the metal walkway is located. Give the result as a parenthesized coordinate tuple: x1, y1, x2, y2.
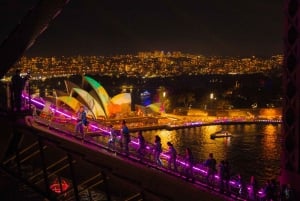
(0, 110, 268, 201)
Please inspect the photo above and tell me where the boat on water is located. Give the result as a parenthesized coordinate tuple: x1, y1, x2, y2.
(210, 130, 232, 139)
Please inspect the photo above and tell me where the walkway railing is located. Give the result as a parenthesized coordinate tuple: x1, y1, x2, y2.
(32, 113, 275, 201)
(25, 95, 282, 200)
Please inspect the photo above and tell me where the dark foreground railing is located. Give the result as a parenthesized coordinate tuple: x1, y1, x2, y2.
(0, 112, 234, 201)
(0, 92, 284, 201)
(30, 113, 281, 201)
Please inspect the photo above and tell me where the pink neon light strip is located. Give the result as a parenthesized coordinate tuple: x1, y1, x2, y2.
(26, 95, 216, 177)
(25, 95, 263, 189)
(23, 95, 106, 132)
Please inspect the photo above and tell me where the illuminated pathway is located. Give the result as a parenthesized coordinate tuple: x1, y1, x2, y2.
(23, 95, 274, 201)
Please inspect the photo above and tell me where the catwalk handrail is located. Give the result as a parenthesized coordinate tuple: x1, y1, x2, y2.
(32, 113, 272, 201)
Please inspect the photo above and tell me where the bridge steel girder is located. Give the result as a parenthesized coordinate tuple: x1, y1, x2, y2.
(281, 0, 300, 197)
(0, 0, 70, 78)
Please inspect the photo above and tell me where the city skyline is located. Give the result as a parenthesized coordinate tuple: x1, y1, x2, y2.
(0, 0, 283, 57)
(5, 53, 282, 79)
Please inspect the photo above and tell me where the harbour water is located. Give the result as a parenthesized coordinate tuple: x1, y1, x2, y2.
(137, 123, 282, 187)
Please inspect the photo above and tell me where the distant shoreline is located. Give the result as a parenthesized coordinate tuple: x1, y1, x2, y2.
(128, 119, 282, 132)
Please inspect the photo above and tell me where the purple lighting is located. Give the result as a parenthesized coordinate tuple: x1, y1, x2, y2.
(130, 139, 210, 175)
(24, 95, 264, 199)
(23, 94, 108, 133)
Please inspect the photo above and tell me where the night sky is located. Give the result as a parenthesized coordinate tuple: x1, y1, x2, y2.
(0, 0, 283, 57)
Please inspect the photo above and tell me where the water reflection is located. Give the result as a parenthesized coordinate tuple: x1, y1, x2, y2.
(135, 123, 281, 186)
(262, 124, 278, 158)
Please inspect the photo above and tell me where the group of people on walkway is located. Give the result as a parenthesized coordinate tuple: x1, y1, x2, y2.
(75, 106, 88, 138)
(104, 120, 196, 181)
(107, 120, 131, 155)
(73, 110, 297, 201)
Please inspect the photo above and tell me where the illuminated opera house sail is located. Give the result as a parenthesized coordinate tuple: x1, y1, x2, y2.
(56, 76, 131, 119)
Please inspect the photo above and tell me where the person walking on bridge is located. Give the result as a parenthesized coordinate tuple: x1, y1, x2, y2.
(166, 142, 178, 172)
(108, 125, 116, 151)
(137, 131, 146, 160)
(121, 120, 130, 156)
(204, 153, 217, 188)
(184, 147, 194, 182)
(154, 135, 162, 166)
(75, 106, 87, 139)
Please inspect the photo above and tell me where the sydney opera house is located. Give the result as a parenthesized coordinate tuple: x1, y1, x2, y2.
(51, 75, 132, 119)
(47, 75, 163, 120)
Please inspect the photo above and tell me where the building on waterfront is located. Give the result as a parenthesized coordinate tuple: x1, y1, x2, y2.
(49, 75, 164, 120)
(54, 76, 131, 119)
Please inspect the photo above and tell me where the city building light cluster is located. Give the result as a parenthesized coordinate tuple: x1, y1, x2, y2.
(4, 52, 283, 80)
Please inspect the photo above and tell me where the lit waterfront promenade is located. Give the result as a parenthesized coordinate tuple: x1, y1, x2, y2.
(116, 110, 282, 132)
(128, 116, 282, 132)
(27, 93, 282, 132)
(25, 92, 282, 129)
